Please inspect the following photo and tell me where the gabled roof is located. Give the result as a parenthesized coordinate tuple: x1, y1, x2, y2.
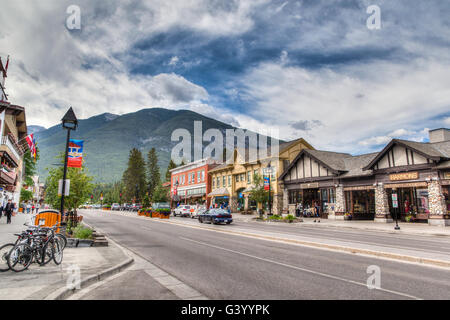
(363, 139, 449, 170)
(279, 149, 352, 180)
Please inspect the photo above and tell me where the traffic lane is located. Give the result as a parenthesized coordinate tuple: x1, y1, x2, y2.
(81, 211, 450, 300)
(169, 216, 450, 255)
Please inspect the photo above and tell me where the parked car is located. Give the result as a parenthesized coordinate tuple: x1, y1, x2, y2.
(198, 208, 233, 225)
(111, 203, 120, 210)
(131, 203, 142, 212)
(191, 205, 207, 219)
(173, 205, 193, 217)
(120, 203, 130, 211)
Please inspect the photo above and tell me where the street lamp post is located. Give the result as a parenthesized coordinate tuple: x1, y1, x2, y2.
(60, 107, 78, 219)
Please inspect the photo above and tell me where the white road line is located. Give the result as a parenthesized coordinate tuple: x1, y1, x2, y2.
(179, 236, 423, 300)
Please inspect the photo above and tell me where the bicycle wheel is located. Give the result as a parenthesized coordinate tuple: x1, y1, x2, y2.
(0, 243, 14, 272)
(52, 240, 63, 265)
(40, 241, 54, 265)
(55, 233, 67, 250)
(7, 244, 33, 272)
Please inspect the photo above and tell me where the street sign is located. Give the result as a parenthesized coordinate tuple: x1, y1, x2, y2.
(391, 193, 398, 201)
(392, 200, 398, 208)
(58, 179, 70, 196)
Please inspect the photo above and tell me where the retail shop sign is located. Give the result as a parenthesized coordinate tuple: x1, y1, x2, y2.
(392, 193, 398, 208)
(444, 172, 450, 180)
(389, 172, 418, 181)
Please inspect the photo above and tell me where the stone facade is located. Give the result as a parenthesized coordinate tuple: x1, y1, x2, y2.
(272, 193, 283, 215)
(230, 196, 238, 212)
(427, 179, 449, 226)
(374, 183, 393, 223)
(335, 185, 345, 213)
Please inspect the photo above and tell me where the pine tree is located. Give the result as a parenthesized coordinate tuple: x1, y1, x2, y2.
(147, 148, 160, 199)
(122, 148, 146, 203)
(165, 159, 177, 181)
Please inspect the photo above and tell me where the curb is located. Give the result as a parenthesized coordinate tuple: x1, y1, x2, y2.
(44, 222, 134, 300)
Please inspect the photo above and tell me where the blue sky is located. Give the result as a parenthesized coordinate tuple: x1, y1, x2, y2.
(1, 0, 449, 154)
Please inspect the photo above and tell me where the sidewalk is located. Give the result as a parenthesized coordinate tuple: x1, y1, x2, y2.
(0, 213, 131, 300)
(230, 213, 450, 237)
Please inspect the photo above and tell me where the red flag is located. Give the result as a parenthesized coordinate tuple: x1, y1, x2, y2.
(25, 134, 36, 159)
(5, 56, 9, 74)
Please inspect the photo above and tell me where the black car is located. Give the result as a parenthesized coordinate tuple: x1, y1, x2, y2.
(198, 208, 233, 225)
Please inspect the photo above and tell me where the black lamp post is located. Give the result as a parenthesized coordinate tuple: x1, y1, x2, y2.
(60, 107, 78, 218)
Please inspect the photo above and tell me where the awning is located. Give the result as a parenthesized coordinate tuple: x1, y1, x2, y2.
(208, 188, 230, 197)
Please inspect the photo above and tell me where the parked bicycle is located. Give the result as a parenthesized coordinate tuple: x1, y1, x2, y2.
(0, 222, 66, 272)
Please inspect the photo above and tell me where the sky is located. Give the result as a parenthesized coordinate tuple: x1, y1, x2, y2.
(0, 0, 449, 155)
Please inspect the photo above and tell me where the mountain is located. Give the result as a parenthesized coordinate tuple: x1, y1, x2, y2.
(27, 125, 46, 134)
(35, 108, 239, 183)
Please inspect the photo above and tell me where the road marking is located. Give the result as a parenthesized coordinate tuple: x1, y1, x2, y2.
(83, 211, 450, 269)
(180, 236, 422, 300)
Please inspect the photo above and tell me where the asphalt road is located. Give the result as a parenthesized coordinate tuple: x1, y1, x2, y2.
(80, 210, 450, 300)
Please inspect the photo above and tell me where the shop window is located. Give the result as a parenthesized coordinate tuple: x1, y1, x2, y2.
(444, 186, 450, 212)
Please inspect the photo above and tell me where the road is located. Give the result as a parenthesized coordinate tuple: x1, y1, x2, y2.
(79, 210, 450, 300)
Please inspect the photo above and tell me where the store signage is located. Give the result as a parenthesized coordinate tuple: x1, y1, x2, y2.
(444, 172, 450, 180)
(389, 172, 418, 181)
(300, 182, 319, 189)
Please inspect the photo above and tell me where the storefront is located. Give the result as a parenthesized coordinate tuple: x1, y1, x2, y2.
(280, 131, 450, 226)
(344, 187, 375, 220)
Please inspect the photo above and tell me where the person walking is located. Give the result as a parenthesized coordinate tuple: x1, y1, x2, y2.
(26, 202, 31, 214)
(5, 199, 13, 224)
(32, 202, 35, 214)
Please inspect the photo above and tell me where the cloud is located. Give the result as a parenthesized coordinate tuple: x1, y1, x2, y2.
(1, 0, 450, 156)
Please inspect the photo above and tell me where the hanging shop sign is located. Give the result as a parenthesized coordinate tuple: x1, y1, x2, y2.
(443, 172, 450, 180)
(389, 172, 418, 181)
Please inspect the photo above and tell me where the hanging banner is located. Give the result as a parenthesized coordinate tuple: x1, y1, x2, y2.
(264, 177, 270, 190)
(67, 139, 83, 168)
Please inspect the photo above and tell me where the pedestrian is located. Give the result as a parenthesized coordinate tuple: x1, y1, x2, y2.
(0, 202, 3, 220)
(5, 199, 13, 224)
(32, 202, 35, 214)
(26, 202, 31, 214)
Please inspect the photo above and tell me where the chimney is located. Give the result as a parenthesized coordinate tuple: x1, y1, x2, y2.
(429, 128, 450, 143)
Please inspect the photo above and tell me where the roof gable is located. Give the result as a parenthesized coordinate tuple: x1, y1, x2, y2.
(362, 139, 447, 170)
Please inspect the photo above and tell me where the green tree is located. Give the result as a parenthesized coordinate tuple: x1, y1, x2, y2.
(147, 148, 160, 198)
(152, 182, 169, 203)
(122, 148, 146, 203)
(44, 153, 94, 212)
(20, 188, 33, 202)
(248, 173, 270, 216)
(165, 159, 177, 182)
(23, 146, 40, 186)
